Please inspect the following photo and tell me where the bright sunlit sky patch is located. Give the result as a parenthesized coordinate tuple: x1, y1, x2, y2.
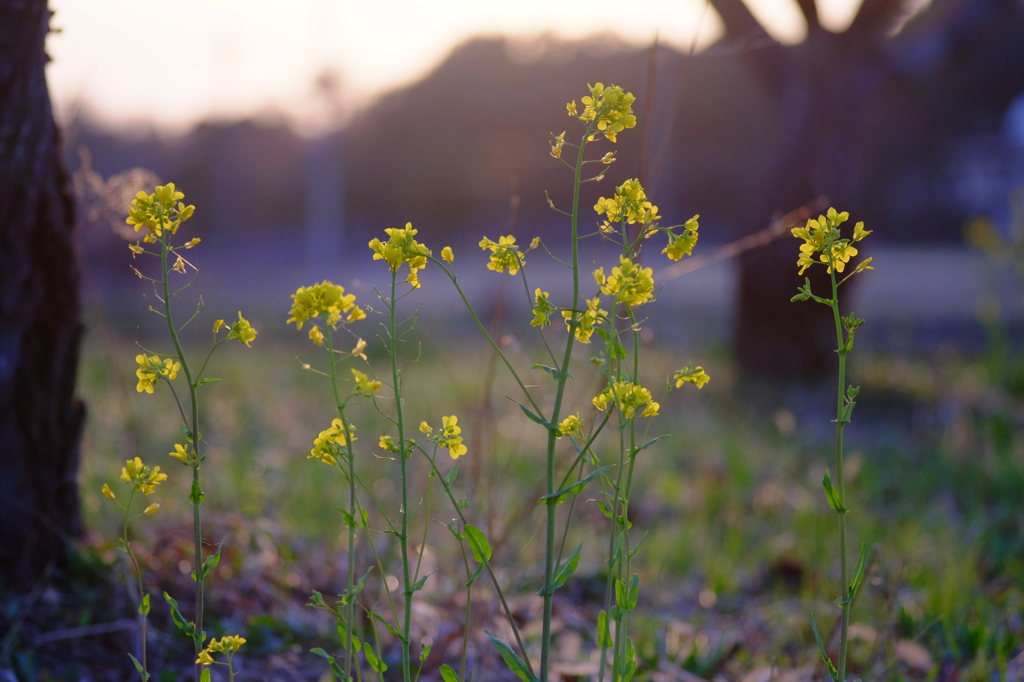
(47, 0, 864, 134)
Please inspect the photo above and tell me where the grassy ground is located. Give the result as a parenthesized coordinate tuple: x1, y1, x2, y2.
(7, 318, 1024, 681)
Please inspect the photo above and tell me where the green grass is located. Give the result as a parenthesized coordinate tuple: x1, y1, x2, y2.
(74, 326, 1024, 680)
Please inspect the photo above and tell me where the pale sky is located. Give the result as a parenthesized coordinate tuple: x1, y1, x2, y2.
(46, 0, 866, 134)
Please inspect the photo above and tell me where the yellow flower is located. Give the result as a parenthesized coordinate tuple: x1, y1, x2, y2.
(309, 418, 356, 465)
(128, 243, 145, 257)
(351, 338, 367, 360)
(212, 319, 226, 334)
(557, 413, 584, 438)
(578, 83, 637, 143)
(171, 254, 187, 274)
(419, 421, 432, 436)
(439, 415, 468, 459)
(101, 483, 116, 501)
(530, 289, 555, 328)
(351, 369, 381, 396)
(478, 235, 525, 275)
(184, 237, 201, 249)
(120, 457, 168, 495)
(598, 255, 655, 307)
(823, 242, 858, 273)
(227, 311, 257, 347)
(566, 100, 578, 117)
(792, 208, 869, 276)
(143, 503, 160, 516)
(379, 435, 398, 453)
(592, 381, 659, 419)
(169, 443, 191, 464)
(288, 280, 364, 331)
(673, 364, 710, 389)
(308, 324, 325, 346)
(441, 246, 454, 263)
(125, 183, 193, 240)
(600, 152, 616, 165)
(196, 635, 246, 665)
(662, 215, 700, 261)
(562, 296, 605, 343)
(368, 223, 431, 287)
(135, 354, 178, 394)
(550, 131, 566, 159)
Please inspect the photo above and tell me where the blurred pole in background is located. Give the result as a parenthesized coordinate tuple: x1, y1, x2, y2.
(0, 0, 85, 590)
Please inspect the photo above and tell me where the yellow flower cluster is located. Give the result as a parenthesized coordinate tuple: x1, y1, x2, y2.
(126, 183, 195, 244)
(309, 418, 357, 466)
(438, 415, 467, 459)
(478, 235, 525, 275)
(594, 256, 655, 307)
(531, 289, 555, 328)
(135, 354, 180, 394)
(196, 635, 246, 665)
(663, 215, 700, 261)
(287, 280, 366, 342)
(213, 311, 257, 347)
(594, 179, 661, 233)
(672, 364, 710, 389)
(562, 296, 606, 343)
(569, 83, 637, 143)
(557, 413, 584, 439)
(369, 223, 431, 288)
(120, 457, 168, 495)
(791, 207, 872, 276)
(593, 381, 659, 419)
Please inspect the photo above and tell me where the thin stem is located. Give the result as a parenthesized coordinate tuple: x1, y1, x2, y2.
(158, 230, 205, 680)
(388, 272, 413, 682)
(830, 267, 851, 682)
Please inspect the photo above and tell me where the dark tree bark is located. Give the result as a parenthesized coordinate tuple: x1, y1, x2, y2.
(0, 0, 84, 590)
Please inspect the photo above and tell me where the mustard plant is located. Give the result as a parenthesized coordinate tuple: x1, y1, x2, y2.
(790, 207, 874, 681)
(124, 184, 253, 680)
(101, 457, 167, 680)
(422, 83, 709, 681)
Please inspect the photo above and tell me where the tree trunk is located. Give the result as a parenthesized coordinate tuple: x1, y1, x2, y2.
(0, 0, 85, 591)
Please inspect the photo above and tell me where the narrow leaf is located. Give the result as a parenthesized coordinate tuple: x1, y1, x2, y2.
(822, 469, 846, 514)
(540, 465, 615, 505)
(551, 542, 583, 591)
(443, 463, 459, 490)
(597, 610, 612, 648)
(848, 542, 868, 601)
(486, 631, 537, 682)
(809, 613, 841, 680)
(439, 664, 460, 682)
(364, 644, 387, 673)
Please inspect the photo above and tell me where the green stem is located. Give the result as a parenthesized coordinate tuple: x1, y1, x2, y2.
(324, 327, 359, 678)
(158, 232, 205, 679)
(830, 267, 850, 682)
(388, 272, 413, 682)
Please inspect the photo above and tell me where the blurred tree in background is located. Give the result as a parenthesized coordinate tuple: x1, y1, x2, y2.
(0, 0, 84, 590)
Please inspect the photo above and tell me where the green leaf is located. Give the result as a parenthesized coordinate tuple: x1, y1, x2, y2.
(163, 592, 195, 637)
(629, 436, 664, 457)
(443, 463, 459, 490)
(848, 542, 868, 602)
(548, 542, 582, 593)
(341, 567, 375, 603)
(597, 610, 612, 648)
(615, 574, 640, 611)
(540, 465, 615, 505)
(509, 399, 555, 431)
(411, 573, 431, 593)
(467, 562, 484, 586)
(310, 648, 332, 659)
(369, 612, 402, 639)
(486, 631, 537, 682)
(531, 364, 572, 381)
(138, 592, 150, 617)
(809, 613, 841, 681)
(419, 643, 432, 662)
(189, 480, 206, 505)
(464, 524, 492, 563)
(198, 540, 225, 581)
(195, 377, 221, 386)
(364, 644, 387, 673)
(439, 663, 460, 682)
(594, 500, 614, 519)
(822, 469, 847, 514)
(127, 653, 150, 681)
(200, 668, 211, 682)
